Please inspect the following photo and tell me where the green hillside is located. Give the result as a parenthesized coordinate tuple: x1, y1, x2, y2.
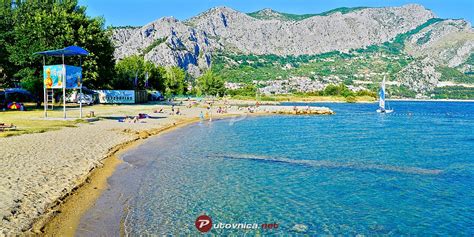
(212, 18, 474, 99)
(247, 7, 369, 21)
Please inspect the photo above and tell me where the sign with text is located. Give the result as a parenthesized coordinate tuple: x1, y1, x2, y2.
(95, 90, 135, 104)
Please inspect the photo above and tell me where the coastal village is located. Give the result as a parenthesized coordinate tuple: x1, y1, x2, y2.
(226, 77, 370, 95)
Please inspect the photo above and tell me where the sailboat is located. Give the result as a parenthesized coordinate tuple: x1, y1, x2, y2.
(376, 76, 393, 113)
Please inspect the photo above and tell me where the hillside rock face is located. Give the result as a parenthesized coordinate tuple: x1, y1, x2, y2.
(111, 4, 473, 96)
(188, 4, 434, 55)
(112, 17, 214, 77)
(405, 19, 474, 67)
(397, 58, 441, 93)
(112, 4, 436, 76)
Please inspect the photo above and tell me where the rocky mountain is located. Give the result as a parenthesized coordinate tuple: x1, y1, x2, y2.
(405, 19, 473, 67)
(111, 4, 474, 98)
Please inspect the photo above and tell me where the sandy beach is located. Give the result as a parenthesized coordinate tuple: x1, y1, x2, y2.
(0, 102, 333, 235)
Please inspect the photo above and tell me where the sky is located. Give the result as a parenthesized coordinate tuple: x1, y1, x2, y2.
(78, 0, 474, 27)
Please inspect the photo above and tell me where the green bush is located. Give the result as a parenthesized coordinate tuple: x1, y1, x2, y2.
(356, 90, 377, 98)
(196, 70, 225, 96)
(164, 66, 187, 96)
(227, 84, 257, 97)
(431, 86, 474, 99)
(113, 55, 165, 90)
(345, 95, 357, 103)
(437, 66, 473, 83)
(142, 37, 168, 55)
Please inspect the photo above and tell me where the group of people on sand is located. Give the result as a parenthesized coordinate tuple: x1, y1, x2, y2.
(153, 105, 183, 116)
(170, 105, 182, 115)
(237, 105, 257, 113)
(153, 107, 164, 113)
(120, 99, 247, 124)
(216, 106, 228, 114)
(119, 115, 144, 123)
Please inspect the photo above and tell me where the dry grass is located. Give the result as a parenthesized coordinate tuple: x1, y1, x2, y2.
(0, 108, 81, 137)
(0, 102, 168, 138)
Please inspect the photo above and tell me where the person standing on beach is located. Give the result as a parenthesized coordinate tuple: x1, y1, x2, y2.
(199, 111, 204, 120)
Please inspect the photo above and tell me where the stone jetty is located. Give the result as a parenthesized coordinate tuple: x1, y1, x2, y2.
(258, 106, 335, 115)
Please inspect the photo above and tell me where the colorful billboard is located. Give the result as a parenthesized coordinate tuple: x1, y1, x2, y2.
(65, 65, 82, 89)
(94, 90, 135, 104)
(43, 65, 65, 89)
(43, 65, 82, 89)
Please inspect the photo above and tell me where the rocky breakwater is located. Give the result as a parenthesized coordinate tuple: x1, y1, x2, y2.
(259, 106, 335, 115)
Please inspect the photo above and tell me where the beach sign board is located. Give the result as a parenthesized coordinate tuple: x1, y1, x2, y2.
(43, 65, 82, 89)
(65, 65, 82, 89)
(43, 65, 65, 89)
(95, 90, 135, 104)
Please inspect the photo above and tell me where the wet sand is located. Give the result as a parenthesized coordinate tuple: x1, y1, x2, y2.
(38, 118, 199, 236)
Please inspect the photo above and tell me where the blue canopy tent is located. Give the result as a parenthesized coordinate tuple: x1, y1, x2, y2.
(35, 46, 89, 119)
(36, 46, 89, 57)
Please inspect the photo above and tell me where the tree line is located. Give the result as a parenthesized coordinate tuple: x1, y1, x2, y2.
(0, 0, 114, 95)
(0, 0, 225, 99)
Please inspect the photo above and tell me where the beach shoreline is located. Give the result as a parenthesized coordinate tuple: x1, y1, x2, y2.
(34, 116, 201, 236)
(0, 103, 333, 236)
(388, 98, 474, 102)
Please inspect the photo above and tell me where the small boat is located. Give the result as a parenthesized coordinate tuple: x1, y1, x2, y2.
(377, 76, 393, 113)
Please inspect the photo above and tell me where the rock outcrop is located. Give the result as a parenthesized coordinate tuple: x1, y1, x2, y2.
(405, 19, 474, 67)
(187, 4, 434, 55)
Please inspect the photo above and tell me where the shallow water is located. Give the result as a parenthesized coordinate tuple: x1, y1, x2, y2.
(77, 101, 474, 236)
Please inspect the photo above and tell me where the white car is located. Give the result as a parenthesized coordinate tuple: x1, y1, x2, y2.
(77, 93, 94, 105)
(149, 91, 164, 101)
(67, 91, 94, 105)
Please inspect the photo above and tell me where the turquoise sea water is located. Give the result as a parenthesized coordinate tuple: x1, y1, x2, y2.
(78, 101, 474, 236)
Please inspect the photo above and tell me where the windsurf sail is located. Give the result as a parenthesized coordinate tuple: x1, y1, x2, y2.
(379, 77, 386, 110)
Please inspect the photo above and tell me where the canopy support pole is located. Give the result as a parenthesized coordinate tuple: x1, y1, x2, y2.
(79, 56, 82, 119)
(62, 54, 66, 119)
(43, 56, 47, 118)
(79, 87, 83, 119)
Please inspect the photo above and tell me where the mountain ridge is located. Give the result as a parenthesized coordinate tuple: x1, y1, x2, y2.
(246, 6, 370, 21)
(111, 4, 474, 98)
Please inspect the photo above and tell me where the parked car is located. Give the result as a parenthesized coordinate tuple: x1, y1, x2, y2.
(77, 93, 94, 105)
(67, 91, 94, 105)
(0, 90, 5, 111)
(148, 91, 164, 101)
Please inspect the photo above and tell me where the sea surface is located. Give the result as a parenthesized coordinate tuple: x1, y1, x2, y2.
(77, 101, 474, 236)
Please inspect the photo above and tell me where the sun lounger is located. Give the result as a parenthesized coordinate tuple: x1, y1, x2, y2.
(0, 123, 16, 132)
